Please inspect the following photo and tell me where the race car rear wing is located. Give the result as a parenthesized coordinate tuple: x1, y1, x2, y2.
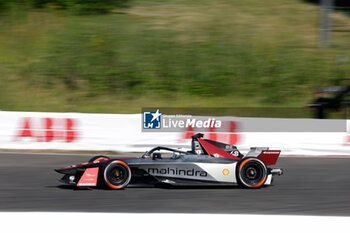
(246, 147, 270, 157)
(245, 147, 281, 165)
(191, 133, 281, 165)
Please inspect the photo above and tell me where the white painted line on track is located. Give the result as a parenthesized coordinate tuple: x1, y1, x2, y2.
(1, 212, 348, 233)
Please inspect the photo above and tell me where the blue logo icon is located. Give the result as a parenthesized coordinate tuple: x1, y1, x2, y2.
(143, 109, 161, 129)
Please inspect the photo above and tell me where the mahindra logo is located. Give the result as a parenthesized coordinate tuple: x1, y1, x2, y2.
(147, 167, 207, 177)
(14, 117, 79, 143)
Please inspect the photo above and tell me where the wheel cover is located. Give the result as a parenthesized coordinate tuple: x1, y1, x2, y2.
(238, 158, 267, 188)
(104, 161, 131, 189)
(108, 166, 128, 184)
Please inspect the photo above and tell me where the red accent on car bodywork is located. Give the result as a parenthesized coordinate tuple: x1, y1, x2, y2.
(77, 167, 99, 186)
(197, 138, 241, 160)
(258, 150, 281, 165)
(59, 157, 139, 170)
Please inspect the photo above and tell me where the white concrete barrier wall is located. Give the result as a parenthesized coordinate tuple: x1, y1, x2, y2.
(1, 111, 350, 156)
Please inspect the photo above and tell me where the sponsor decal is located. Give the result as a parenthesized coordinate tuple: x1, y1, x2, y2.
(143, 110, 161, 129)
(262, 151, 280, 154)
(14, 117, 78, 143)
(142, 109, 222, 131)
(147, 167, 207, 177)
(162, 118, 221, 129)
(77, 167, 99, 186)
(222, 169, 230, 176)
(230, 150, 240, 157)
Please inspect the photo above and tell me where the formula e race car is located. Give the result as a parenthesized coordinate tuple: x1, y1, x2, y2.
(55, 134, 283, 189)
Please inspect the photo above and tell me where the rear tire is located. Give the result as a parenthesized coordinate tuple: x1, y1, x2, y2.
(103, 160, 131, 190)
(237, 158, 267, 188)
(89, 155, 110, 163)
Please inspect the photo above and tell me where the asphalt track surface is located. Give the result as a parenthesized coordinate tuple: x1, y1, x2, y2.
(0, 152, 350, 216)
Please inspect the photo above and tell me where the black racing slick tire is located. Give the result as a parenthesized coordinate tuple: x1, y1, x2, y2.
(88, 155, 110, 163)
(236, 157, 268, 189)
(102, 160, 131, 190)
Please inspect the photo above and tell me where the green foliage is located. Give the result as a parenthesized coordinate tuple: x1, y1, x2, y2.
(0, 1, 6, 16)
(69, 0, 128, 15)
(30, 0, 50, 8)
(38, 21, 336, 103)
(1, 0, 350, 113)
(0, 0, 6, 9)
(0, 0, 21, 14)
(29, 0, 128, 14)
(43, 24, 133, 95)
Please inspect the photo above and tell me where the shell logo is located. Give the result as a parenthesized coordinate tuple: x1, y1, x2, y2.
(222, 169, 230, 176)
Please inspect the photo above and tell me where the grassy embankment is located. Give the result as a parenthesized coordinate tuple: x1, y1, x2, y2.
(0, 0, 350, 113)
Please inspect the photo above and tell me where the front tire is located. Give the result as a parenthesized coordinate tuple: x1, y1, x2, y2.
(237, 158, 267, 188)
(103, 160, 131, 190)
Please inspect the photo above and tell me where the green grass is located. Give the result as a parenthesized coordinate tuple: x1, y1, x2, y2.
(0, 0, 350, 113)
